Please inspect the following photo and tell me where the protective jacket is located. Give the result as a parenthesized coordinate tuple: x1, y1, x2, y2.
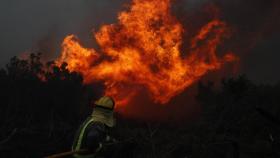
(72, 117, 109, 157)
(72, 96, 116, 158)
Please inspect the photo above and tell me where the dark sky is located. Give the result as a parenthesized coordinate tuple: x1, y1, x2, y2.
(0, 0, 279, 84)
(215, 0, 280, 84)
(0, 0, 128, 65)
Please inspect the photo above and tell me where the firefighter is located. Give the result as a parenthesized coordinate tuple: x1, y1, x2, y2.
(72, 96, 116, 158)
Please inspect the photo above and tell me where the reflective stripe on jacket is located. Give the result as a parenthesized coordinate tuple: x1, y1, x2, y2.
(72, 117, 107, 158)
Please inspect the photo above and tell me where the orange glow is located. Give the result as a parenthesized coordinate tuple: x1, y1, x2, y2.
(56, 0, 238, 110)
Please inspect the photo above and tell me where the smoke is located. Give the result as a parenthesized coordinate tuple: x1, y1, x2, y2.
(173, 0, 280, 84)
(117, 83, 200, 122)
(214, 0, 280, 84)
(1, 0, 279, 83)
(0, 0, 129, 66)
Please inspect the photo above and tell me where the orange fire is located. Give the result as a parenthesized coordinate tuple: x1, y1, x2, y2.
(57, 0, 237, 110)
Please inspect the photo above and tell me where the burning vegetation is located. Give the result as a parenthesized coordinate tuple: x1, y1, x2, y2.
(1, 0, 280, 157)
(56, 0, 238, 111)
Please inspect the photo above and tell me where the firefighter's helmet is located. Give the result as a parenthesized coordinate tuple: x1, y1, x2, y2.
(94, 96, 115, 110)
(92, 96, 116, 127)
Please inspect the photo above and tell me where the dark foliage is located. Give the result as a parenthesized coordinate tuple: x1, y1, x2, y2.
(0, 54, 279, 158)
(0, 53, 92, 157)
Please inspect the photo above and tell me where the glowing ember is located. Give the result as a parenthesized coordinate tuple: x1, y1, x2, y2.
(56, 0, 237, 109)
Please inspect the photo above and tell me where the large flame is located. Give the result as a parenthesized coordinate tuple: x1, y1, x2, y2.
(57, 0, 237, 110)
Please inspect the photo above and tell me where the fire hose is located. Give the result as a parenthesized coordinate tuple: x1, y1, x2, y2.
(45, 149, 88, 158)
(45, 138, 134, 158)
